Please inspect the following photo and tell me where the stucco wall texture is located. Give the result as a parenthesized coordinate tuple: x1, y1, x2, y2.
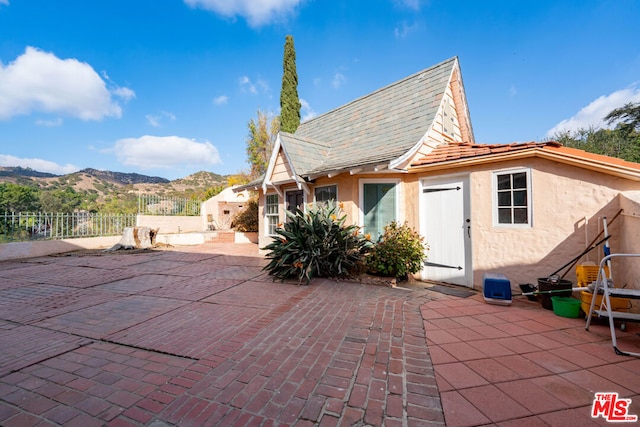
(258, 158, 640, 292)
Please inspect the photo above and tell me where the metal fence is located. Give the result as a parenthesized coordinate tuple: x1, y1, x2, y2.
(138, 194, 201, 216)
(0, 212, 137, 242)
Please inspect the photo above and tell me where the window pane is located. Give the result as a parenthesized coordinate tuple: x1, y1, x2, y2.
(266, 194, 279, 235)
(315, 185, 337, 203)
(497, 192, 511, 207)
(497, 174, 511, 190)
(267, 216, 278, 235)
(512, 173, 527, 189)
(513, 208, 528, 224)
(495, 171, 530, 226)
(363, 183, 396, 241)
(513, 190, 527, 206)
(498, 208, 512, 224)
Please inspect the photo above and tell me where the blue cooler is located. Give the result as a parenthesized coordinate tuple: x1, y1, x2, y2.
(483, 273, 512, 305)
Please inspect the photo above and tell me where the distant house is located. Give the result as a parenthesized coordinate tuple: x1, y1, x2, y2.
(241, 56, 640, 290)
(202, 187, 251, 230)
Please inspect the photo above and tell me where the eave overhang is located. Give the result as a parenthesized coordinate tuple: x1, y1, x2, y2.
(409, 147, 640, 181)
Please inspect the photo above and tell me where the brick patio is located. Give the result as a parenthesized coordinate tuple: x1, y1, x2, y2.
(0, 242, 639, 426)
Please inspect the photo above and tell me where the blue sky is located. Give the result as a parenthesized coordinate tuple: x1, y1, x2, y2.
(0, 0, 639, 180)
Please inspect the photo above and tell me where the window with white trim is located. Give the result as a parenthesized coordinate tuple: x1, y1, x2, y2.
(494, 169, 531, 226)
(265, 194, 279, 235)
(361, 181, 398, 241)
(314, 185, 337, 204)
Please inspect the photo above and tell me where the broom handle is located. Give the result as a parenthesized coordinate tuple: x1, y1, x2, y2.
(559, 208, 623, 279)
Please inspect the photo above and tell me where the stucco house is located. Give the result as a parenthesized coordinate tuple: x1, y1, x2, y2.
(243, 56, 640, 290)
(201, 187, 251, 230)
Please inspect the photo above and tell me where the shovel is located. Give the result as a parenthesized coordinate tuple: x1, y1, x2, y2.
(517, 284, 590, 298)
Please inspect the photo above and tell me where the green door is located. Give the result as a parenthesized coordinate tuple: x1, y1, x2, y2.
(363, 183, 396, 241)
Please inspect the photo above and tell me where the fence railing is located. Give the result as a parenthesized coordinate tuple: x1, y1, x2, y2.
(138, 194, 201, 216)
(0, 212, 137, 242)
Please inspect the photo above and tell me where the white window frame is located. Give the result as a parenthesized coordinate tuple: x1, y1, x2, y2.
(265, 193, 280, 236)
(314, 184, 338, 204)
(492, 168, 532, 228)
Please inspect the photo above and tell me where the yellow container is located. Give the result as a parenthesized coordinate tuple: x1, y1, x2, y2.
(580, 291, 630, 315)
(576, 265, 609, 288)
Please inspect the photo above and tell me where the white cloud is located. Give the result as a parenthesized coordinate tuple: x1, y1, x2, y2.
(111, 135, 221, 169)
(184, 0, 304, 27)
(509, 84, 517, 97)
(0, 47, 134, 121)
(239, 75, 269, 94)
(0, 154, 78, 175)
(394, 21, 419, 39)
(112, 86, 136, 102)
(145, 115, 160, 127)
(239, 76, 257, 94)
(35, 117, 63, 127)
(145, 111, 176, 127)
(546, 85, 640, 137)
(0, 1, 8, 6)
(213, 95, 229, 105)
(332, 72, 346, 89)
(300, 98, 316, 122)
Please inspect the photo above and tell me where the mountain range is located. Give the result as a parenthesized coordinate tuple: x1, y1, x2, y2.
(0, 166, 228, 200)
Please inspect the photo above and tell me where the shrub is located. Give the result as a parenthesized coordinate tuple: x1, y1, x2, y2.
(231, 197, 259, 232)
(262, 202, 371, 284)
(365, 221, 428, 281)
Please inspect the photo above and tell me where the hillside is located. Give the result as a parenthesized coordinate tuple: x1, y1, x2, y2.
(0, 167, 229, 203)
(0, 166, 59, 179)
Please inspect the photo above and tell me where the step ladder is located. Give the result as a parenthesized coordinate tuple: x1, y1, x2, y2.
(585, 253, 640, 357)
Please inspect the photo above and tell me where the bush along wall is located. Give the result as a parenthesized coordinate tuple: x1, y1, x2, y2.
(364, 221, 428, 282)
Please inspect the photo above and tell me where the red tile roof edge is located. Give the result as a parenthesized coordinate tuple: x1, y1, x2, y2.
(411, 141, 640, 172)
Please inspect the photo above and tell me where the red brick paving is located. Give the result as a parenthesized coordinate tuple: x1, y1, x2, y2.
(0, 244, 444, 426)
(423, 294, 640, 426)
(4, 243, 639, 425)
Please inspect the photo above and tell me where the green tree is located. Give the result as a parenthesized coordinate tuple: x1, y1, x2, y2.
(100, 193, 138, 214)
(0, 183, 41, 212)
(39, 187, 83, 213)
(246, 110, 280, 179)
(280, 34, 301, 133)
(605, 102, 640, 133)
(202, 185, 224, 200)
(552, 103, 640, 163)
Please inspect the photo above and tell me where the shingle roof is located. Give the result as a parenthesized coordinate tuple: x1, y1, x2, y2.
(289, 57, 460, 176)
(279, 132, 331, 176)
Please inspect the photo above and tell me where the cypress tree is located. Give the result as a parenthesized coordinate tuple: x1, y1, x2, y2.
(280, 35, 301, 133)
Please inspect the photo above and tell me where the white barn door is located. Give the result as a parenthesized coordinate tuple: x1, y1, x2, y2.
(421, 176, 472, 287)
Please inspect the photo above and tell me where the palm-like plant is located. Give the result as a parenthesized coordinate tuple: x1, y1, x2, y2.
(262, 202, 371, 284)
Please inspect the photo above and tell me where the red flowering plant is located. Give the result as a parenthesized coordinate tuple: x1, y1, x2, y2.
(262, 201, 371, 284)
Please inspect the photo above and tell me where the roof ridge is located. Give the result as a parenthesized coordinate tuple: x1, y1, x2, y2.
(297, 56, 458, 129)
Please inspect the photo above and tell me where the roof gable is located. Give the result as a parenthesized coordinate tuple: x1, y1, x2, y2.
(290, 56, 472, 176)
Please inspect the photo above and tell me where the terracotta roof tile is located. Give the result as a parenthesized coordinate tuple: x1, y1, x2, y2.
(411, 140, 640, 173)
(411, 141, 558, 166)
(542, 144, 640, 171)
